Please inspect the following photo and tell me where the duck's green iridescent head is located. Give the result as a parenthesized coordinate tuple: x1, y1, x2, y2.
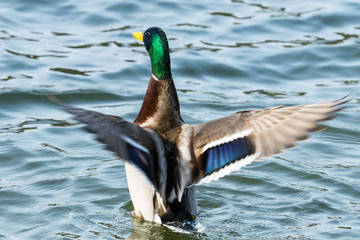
(133, 27, 171, 80)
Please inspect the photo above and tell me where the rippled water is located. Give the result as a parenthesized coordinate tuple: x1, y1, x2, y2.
(1, 0, 359, 239)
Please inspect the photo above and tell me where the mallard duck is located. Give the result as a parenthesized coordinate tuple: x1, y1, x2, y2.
(58, 27, 347, 224)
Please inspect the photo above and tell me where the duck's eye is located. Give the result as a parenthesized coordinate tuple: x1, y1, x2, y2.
(145, 32, 151, 37)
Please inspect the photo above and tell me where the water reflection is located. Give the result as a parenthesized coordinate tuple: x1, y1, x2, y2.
(0, 30, 38, 42)
(51, 32, 74, 36)
(0, 74, 33, 81)
(201, 32, 359, 49)
(210, 12, 244, 20)
(127, 218, 205, 240)
(1, 117, 74, 134)
(49, 67, 104, 76)
(65, 41, 118, 49)
(174, 23, 211, 29)
(102, 25, 143, 33)
(5, 49, 67, 59)
(244, 89, 307, 98)
(201, 40, 256, 48)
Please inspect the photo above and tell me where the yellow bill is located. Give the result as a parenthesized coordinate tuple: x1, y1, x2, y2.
(132, 32, 144, 42)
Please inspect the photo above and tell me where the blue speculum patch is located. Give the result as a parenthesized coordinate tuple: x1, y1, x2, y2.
(202, 137, 254, 175)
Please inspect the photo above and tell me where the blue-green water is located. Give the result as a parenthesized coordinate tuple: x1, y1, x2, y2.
(1, 0, 359, 239)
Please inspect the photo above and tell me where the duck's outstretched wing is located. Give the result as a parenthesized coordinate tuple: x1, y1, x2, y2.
(60, 104, 167, 197)
(192, 98, 348, 184)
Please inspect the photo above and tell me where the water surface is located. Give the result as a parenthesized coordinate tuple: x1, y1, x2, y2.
(1, 0, 359, 239)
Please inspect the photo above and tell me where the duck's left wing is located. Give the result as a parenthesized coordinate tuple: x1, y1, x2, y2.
(59, 104, 167, 197)
(192, 98, 348, 184)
